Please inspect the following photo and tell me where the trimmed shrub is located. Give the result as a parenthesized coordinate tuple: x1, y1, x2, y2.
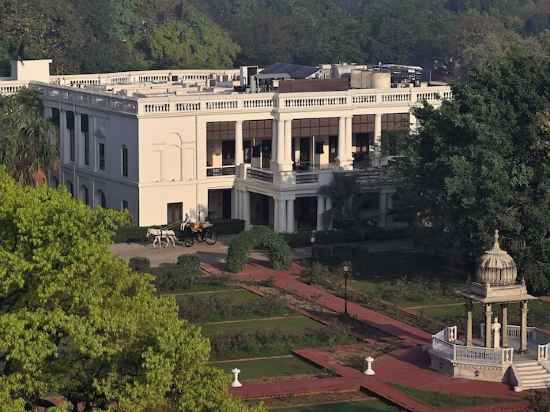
(210, 219, 245, 235)
(113, 225, 148, 243)
(176, 254, 201, 274)
(283, 227, 413, 248)
(154, 262, 200, 292)
(226, 226, 292, 272)
(129, 257, 151, 273)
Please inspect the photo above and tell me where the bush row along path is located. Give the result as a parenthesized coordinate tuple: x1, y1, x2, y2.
(200, 261, 529, 412)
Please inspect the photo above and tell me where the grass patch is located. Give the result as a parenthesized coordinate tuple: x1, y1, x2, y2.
(274, 399, 400, 412)
(201, 316, 322, 336)
(392, 383, 507, 408)
(211, 356, 321, 380)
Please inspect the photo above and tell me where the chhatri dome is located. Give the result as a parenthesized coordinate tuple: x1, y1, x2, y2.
(477, 230, 518, 286)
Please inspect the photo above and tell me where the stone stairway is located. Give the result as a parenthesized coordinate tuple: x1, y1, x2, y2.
(514, 361, 550, 391)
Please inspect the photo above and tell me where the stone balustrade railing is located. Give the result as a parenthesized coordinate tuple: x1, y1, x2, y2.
(31, 82, 452, 117)
(0, 80, 29, 96)
(50, 68, 241, 87)
(432, 326, 514, 366)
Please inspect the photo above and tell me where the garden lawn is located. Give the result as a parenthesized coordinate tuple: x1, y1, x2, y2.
(349, 252, 466, 307)
(391, 384, 512, 408)
(273, 400, 400, 412)
(211, 356, 321, 380)
(201, 316, 322, 336)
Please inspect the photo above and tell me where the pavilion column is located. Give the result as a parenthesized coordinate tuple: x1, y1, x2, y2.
(521, 301, 528, 353)
(276, 119, 285, 171)
(235, 120, 243, 165)
(466, 300, 473, 347)
(502, 304, 509, 348)
(485, 304, 493, 348)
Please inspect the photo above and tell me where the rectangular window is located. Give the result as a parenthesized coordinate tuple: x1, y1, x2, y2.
(67, 111, 75, 162)
(98, 143, 105, 170)
(122, 200, 129, 210)
(51, 108, 60, 127)
(81, 114, 89, 166)
(122, 146, 128, 177)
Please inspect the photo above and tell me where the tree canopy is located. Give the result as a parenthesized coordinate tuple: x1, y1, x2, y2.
(0, 89, 57, 186)
(1, 0, 549, 77)
(394, 47, 550, 293)
(0, 172, 259, 411)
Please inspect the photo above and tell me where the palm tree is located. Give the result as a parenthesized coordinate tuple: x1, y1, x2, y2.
(0, 89, 58, 186)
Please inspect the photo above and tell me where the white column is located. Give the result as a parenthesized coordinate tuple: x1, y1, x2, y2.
(337, 117, 346, 165)
(345, 116, 353, 162)
(196, 120, 207, 179)
(378, 191, 387, 227)
(317, 195, 325, 231)
(231, 189, 239, 219)
(284, 120, 292, 168)
(286, 199, 295, 233)
(243, 191, 250, 228)
(235, 120, 243, 165)
(374, 113, 382, 150)
(410, 113, 418, 134)
(276, 119, 285, 171)
(274, 198, 287, 233)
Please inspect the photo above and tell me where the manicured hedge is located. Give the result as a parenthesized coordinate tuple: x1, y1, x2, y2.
(113, 225, 149, 243)
(210, 219, 245, 235)
(282, 227, 413, 248)
(154, 254, 201, 292)
(226, 226, 292, 272)
(129, 256, 151, 273)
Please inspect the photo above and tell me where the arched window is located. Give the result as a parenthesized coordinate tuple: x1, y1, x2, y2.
(96, 190, 107, 208)
(66, 181, 74, 197)
(80, 185, 89, 205)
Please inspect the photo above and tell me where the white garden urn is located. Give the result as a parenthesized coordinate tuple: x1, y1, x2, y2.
(231, 368, 243, 388)
(365, 356, 375, 376)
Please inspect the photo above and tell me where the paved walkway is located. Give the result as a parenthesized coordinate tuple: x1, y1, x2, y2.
(224, 262, 529, 412)
(231, 262, 432, 345)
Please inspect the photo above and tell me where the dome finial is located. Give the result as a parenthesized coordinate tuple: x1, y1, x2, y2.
(492, 229, 501, 251)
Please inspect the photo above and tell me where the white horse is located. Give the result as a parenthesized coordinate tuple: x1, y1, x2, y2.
(146, 228, 177, 248)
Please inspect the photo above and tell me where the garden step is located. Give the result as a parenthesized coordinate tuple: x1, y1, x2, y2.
(514, 361, 550, 391)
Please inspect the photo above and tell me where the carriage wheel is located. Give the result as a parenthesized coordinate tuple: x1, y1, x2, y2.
(205, 229, 217, 245)
(184, 239, 193, 247)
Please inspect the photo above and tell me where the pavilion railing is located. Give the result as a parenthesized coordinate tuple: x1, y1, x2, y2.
(432, 326, 514, 366)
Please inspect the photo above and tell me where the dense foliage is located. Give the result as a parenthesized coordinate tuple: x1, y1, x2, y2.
(394, 47, 550, 293)
(226, 226, 292, 273)
(0, 172, 258, 411)
(1, 1, 549, 76)
(0, 89, 57, 186)
(0, 0, 239, 74)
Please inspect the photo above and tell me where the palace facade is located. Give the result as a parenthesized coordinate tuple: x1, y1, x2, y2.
(0, 59, 451, 232)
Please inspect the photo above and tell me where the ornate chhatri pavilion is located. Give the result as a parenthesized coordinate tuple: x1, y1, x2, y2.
(429, 230, 550, 391)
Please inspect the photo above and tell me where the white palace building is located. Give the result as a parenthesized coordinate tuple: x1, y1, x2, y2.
(0, 59, 451, 232)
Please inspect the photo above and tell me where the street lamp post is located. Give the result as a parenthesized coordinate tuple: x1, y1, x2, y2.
(310, 231, 316, 260)
(343, 260, 351, 316)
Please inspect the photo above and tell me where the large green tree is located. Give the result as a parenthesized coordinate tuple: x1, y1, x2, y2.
(0, 172, 259, 411)
(0, 89, 57, 186)
(394, 48, 550, 293)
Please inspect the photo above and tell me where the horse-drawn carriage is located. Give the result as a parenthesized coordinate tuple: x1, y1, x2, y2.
(146, 214, 217, 248)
